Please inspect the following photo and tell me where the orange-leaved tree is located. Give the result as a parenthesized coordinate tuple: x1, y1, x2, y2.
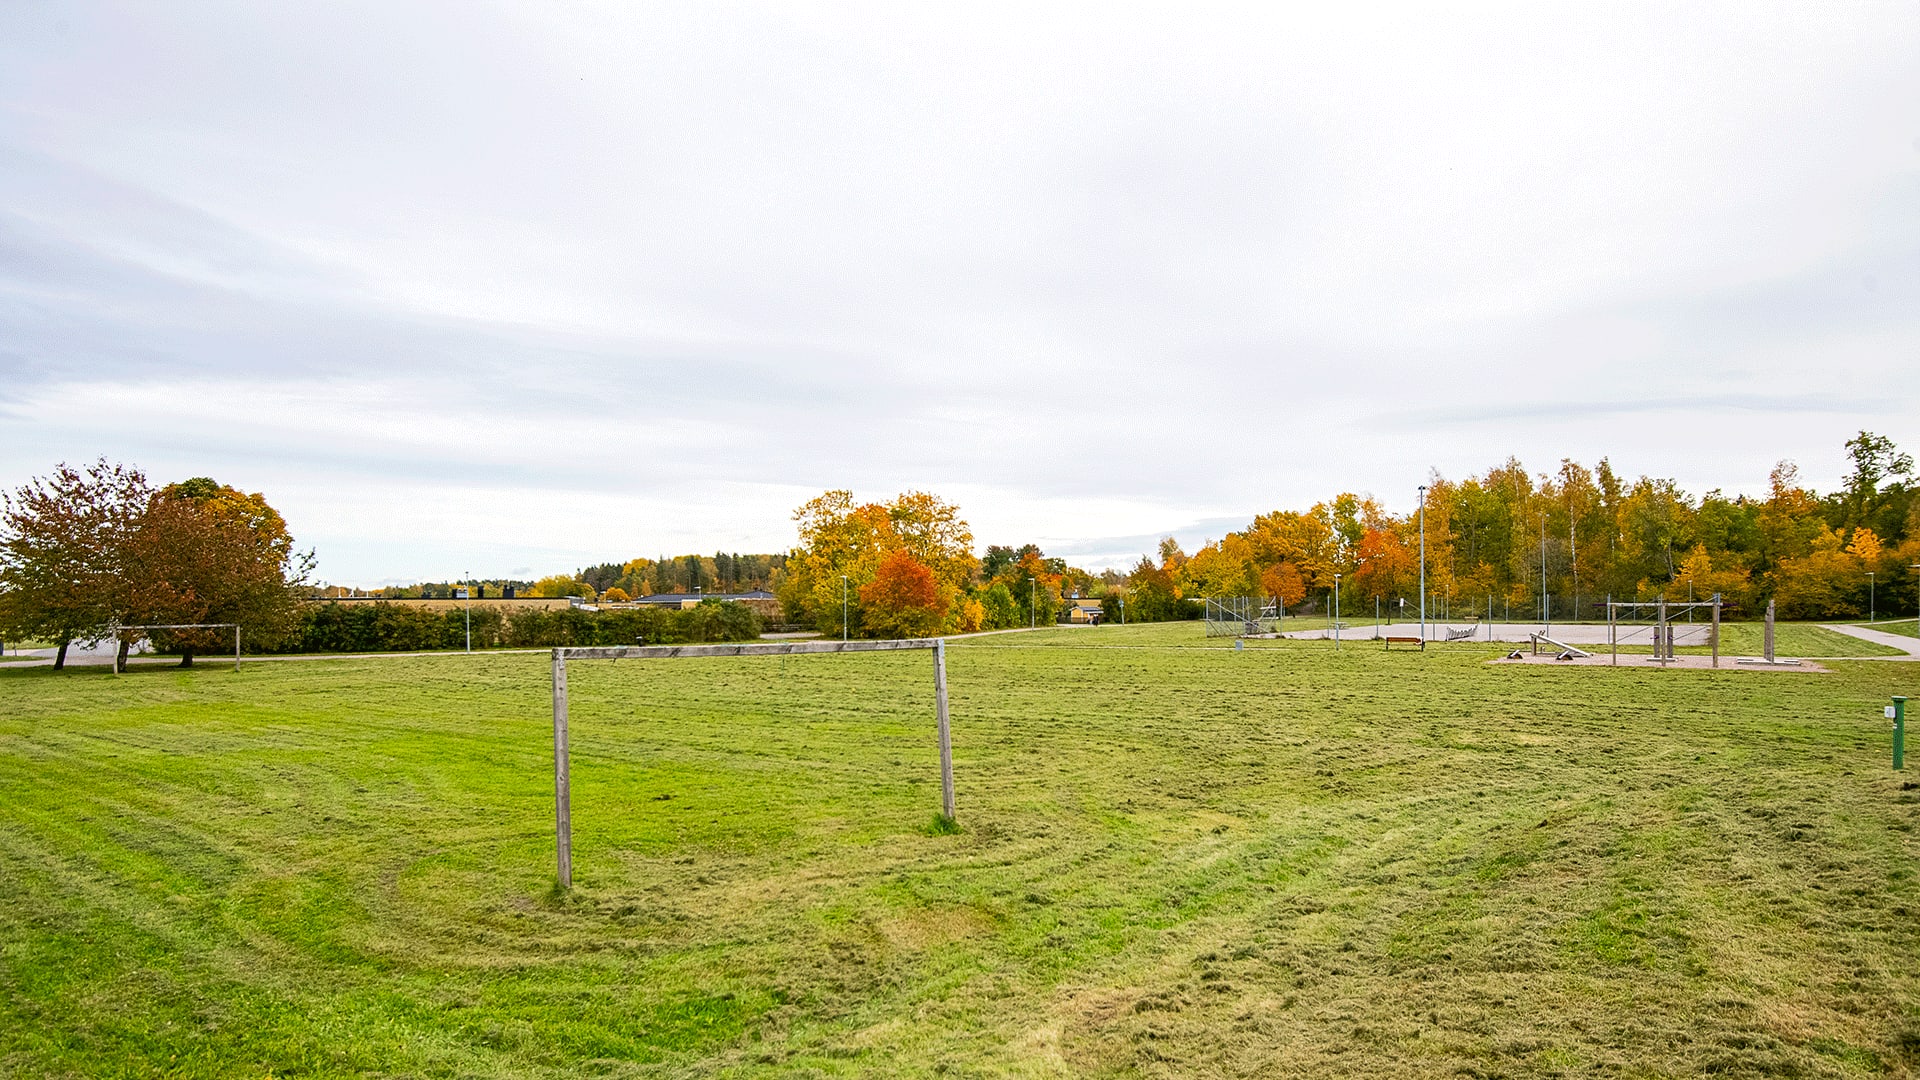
(858, 550, 947, 639)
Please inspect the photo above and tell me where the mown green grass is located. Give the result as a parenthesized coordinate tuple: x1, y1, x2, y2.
(2, 626, 1917, 1077)
(1856, 621, 1920, 640)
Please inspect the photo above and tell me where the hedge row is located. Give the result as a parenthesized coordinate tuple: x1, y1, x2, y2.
(273, 600, 762, 653)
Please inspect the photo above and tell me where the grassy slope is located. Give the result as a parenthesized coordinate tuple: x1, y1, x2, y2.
(1855, 621, 1920, 640)
(1, 627, 1916, 1078)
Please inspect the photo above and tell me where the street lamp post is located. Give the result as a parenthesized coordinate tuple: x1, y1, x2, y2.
(1912, 565, 1919, 639)
(841, 575, 848, 642)
(1029, 577, 1036, 629)
(1540, 516, 1549, 633)
(464, 569, 471, 653)
(1333, 573, 1341, 651)
(1868, 571, 1875, 623)
(1417, 484, 1427, 642)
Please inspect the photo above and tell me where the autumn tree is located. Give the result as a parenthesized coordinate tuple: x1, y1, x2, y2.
(858, 550, 948, 638)
(1260, 561, 1307, 610)
(528, 574, 595, 599)
(1123, 549, 1194, 622)
(1349, 527, 1413, 607)
(0, 460, 150, 668)
(780, 490, 978, 636)
(122, 479, 311, 665)
(1771, 526, 1862, 619)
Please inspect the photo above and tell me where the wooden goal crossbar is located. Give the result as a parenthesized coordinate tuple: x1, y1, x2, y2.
(108, 622, 241, 673)
(549, 638, 956, 889)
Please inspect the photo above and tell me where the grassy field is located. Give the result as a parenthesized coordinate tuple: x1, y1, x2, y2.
(2, 625, 1917, 1078)
(1857, 621, 1920, 640)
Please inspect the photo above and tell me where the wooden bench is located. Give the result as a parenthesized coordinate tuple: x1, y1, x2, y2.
(1383, 635, 1424, 651)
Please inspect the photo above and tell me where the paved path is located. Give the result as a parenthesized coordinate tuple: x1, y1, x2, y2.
(1821, 624, 1920, 657)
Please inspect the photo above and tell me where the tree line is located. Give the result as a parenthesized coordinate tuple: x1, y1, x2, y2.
(777, 490, 1123, 636)
(781, 433, 1917, 635)
(289, 600, 760, 653)
(1141, 431, 1916, 622)
(0, 459, 772, 663)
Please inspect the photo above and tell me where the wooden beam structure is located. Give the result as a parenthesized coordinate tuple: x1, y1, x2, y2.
(549, 637, 955, 889)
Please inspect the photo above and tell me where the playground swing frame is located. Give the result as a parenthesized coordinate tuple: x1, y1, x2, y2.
(548, 637, 957, 889)
(1605, 596, 1721, 668)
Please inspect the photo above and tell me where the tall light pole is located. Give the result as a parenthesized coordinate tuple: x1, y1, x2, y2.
(840, 575, 848, 642)
(1417, 484, 1427, 642)
(1912, 564, 1919, 638)
(1029, 576, 1036, 628)
(1540, 516, 1549, 632)
(1570, 517, 1578, 622)
(1333, 573, 1341, 651)
(463, 569, 471, 653)
(1868, 571, 1875, 623)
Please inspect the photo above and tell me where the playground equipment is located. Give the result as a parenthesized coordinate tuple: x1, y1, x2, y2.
(1735, 599, 1799, 666)
(1606, 595, 1721, 667)
(1529, 632, 1593, 660)
(1204, 597, 1280, 638)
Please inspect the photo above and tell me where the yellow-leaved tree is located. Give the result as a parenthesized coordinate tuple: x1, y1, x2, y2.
(780, 490, 978, 637)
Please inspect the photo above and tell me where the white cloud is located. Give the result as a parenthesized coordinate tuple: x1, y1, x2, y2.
(2, 1, 1916, 582)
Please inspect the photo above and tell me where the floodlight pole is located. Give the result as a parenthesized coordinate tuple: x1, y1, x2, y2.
(1417, 484, 1427, 642)
(1867, 571, 1874, 623)
(1029, 577, 1036, 629)
(1912, 565, 1919, 638)
(464, 570, 472, 653)
(1333, 574, 1341, 651)
(1540, 516, 1549, 634)
(841, 575, 848, 642)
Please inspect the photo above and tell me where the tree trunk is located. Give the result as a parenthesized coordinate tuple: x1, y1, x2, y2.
(180, 649, 195, 668)
(116, 639, 130, 673)
(54, 639, 69, 670)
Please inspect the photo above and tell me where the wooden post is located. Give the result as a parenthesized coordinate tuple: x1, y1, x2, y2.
(1657, 597, 1668, 663)
(552, 650, 573, 889)
(1764, 599, 1775, 663)
(233, 624, 242, 673)
(934, 639, 955, 821)
(1711, 596, 1721, 668)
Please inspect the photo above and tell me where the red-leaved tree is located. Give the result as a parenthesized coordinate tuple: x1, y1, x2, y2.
(857, 550, 947, 639)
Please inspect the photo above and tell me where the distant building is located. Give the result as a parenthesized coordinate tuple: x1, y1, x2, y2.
(1063, 598, 1104, 624)
(628, 590, 776, 610)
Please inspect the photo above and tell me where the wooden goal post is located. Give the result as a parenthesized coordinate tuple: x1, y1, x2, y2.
(108, 622, 241, 673)
(549, 637, 956, 888)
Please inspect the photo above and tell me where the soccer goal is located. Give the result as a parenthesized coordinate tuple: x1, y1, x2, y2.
(547, 637, 956, 888)
(107, 622, 241, 673)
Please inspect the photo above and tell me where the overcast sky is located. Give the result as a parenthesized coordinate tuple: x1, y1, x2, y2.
(3, 2, 1916, 585)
